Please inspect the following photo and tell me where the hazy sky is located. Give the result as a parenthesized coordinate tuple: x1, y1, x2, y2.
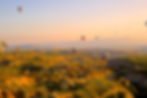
(0, 0, 147, 46)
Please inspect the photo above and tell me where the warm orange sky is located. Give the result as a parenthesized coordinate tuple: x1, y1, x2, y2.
(0, 0, 147, 47)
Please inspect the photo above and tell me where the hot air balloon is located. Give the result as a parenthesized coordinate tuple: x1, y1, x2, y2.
(94, 36, 99, 40)
(80, 35, 86, 41)
(145, 21, 147, 27)
(17, 6, 23, 14)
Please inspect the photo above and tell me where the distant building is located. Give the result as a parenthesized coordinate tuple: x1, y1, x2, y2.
(100, 52, 110, 61)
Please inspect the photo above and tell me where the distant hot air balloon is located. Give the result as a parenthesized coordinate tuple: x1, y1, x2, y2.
(145, 21, 147, 27)
(80, 35, 86, 41)
(94, 36, 99, 40)
(17, 6, 23, 13)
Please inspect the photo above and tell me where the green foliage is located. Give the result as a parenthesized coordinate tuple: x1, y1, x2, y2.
(0, 50, 134, 98)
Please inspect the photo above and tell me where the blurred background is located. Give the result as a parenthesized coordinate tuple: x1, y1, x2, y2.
(0, 0, 147, 98)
